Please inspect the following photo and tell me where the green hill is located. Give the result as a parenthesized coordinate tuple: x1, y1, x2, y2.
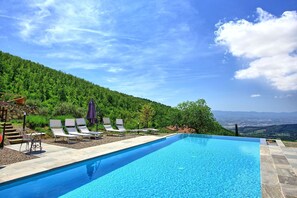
(0, 51, 177, 128)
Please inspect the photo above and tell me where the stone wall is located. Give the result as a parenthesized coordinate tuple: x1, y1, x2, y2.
(0, 101, 38, 121)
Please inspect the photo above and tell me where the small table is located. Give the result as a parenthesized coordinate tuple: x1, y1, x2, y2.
(29, 132, 45, 154)
(20, 132, 45, 154)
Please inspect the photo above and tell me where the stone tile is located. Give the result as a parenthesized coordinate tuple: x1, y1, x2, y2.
(289, 164, 297, 171)
(287, 159, 297, 166)
(281, 184, 297, 198)
(282, 148, 297, 154)
(278, 175, 297, 185)
(261, 171, 279, 185)
(285, 155, 297, 160)
(262, 184, 284, 198)
(282, 151, 297, 155)
(276, 168, 296, 177)
(276, 140, 286, 147)
(275, 164, 293, 170)
(261, 162, 277, 174)
(261, 146, 271, 156)
(270, 147, 284, 155)
(261, 155, 274, 163)
(272, 155, 290, 165)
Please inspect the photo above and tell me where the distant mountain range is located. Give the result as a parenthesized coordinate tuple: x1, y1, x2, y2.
(213, 110, 297, 129)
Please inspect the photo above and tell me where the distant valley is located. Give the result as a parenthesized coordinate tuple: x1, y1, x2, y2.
(213, 111, 297, 128)
(213, 111, 297, 140)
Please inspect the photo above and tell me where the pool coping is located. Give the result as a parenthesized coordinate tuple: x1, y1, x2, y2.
(0, 135, 173, 184)
(1, 134, 297, 197)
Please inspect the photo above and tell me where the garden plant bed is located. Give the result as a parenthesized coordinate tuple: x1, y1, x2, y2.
(0, 147, 37, 166)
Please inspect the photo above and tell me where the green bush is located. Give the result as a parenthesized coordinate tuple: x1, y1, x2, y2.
(26, 99, 42, 107)
(26, 115, 48, 129)
(51, 115, 74, 124)
(38, 107, 50, 116)
(158, 128, 172, 133)
(53, 102, 85, 118)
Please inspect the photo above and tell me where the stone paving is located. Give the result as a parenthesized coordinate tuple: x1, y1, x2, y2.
(261, 140, 297, 198)
(1, 135, 297, 197)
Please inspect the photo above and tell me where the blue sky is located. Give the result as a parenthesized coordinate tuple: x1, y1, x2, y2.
(0, 0, 296, 112)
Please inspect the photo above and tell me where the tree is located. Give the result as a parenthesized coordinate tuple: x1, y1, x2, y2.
(139, 103, 155, 128)
(177, 99, 219, 133)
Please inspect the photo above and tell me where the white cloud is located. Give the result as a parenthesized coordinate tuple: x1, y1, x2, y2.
(215, 8, 297, 91)
(250, 94, 261, 98)
(107, 67, 124, 73)
(106, 77, 119, 83)
(61, 62, 104, 70)
(274, 94, 292, 99)
(46, 52, 84, 60)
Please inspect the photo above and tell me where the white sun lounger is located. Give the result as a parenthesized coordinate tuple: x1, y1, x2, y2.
(50, 119, 78, 143)
(65, 119, 92, 140)
(75, 118, 103, 139)
(103, 117, 125, 135)
(115, 118, 147, 133)
(115, 119, 127, 132)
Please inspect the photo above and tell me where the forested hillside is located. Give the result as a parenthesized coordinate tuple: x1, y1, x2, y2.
(0, 51, 177, 128)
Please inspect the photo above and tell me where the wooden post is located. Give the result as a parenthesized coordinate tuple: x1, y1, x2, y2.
(0, 107, 3, 121)
(23, 112, 27, 131)
(0, 122, 5, 149)
(0, 109, 7, 149)
(235, 124, 239, 136)
(5, 109, 7, 122)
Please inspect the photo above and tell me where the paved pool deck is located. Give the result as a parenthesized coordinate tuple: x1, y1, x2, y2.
(0, 135, 297, 197)
(261, 140, 297, 198)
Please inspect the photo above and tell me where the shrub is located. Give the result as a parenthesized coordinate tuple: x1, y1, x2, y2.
(26, 99, 42, 107)
(26, 115, 48, 129)
(53, 102, 85, 118)
(38, 107, 50, 116)
(51, 115, 73, 123)
(158, 128, 172, 133)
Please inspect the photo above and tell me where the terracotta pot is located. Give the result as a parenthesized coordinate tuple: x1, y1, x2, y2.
(14, 97, 26, 105)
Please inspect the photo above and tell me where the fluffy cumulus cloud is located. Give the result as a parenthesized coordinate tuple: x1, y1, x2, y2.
(215, 8, 297, 91)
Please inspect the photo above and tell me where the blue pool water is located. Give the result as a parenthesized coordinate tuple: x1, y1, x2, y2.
(0, 134, 261, 197)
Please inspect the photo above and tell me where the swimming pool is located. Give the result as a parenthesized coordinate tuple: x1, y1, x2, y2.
(0, 134, 261, 197)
